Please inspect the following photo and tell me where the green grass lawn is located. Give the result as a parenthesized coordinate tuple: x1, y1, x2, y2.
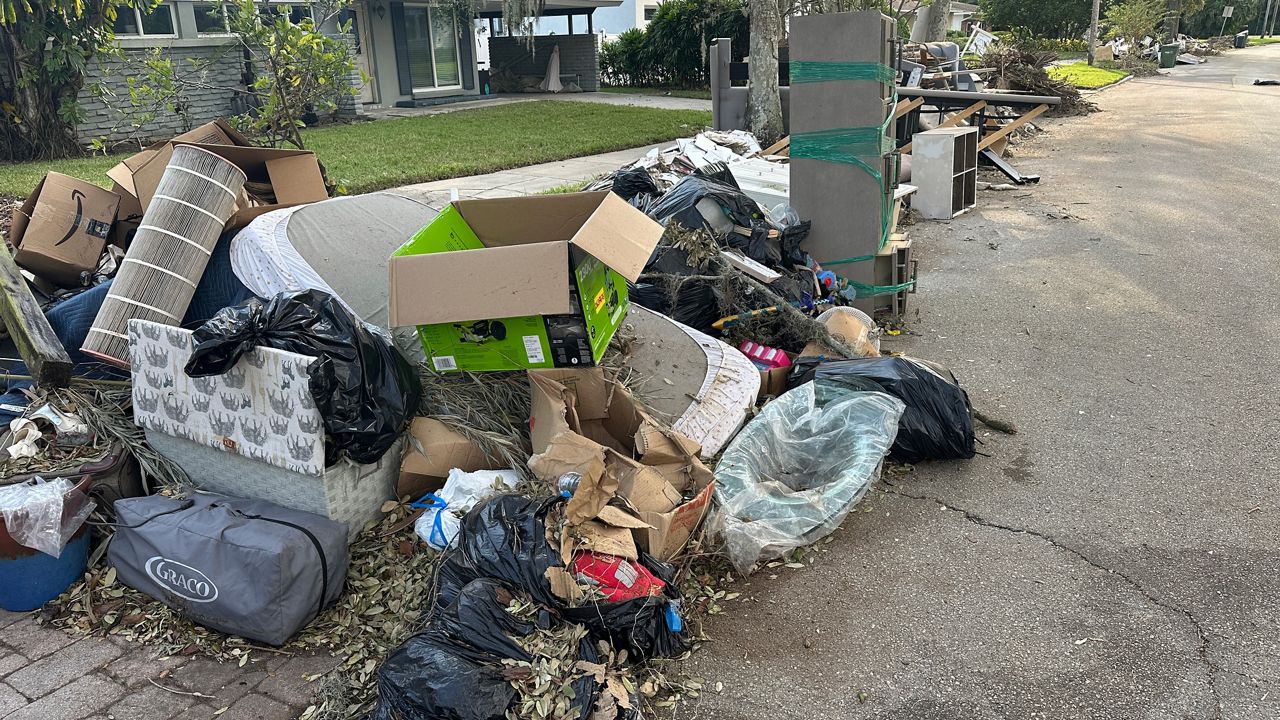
(1247, 35, 1280, 46)
(0, 100, 710, 199)
(600, 86, 713, 100)
(1046, 62, 1131, 89)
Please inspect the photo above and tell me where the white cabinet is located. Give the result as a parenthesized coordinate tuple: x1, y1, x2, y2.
(912, 127, 978, 220)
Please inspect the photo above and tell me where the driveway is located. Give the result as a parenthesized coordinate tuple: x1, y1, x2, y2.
(679, 46, 1280, 719)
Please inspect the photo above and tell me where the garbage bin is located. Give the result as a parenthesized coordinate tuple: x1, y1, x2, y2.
(1235, 31, 1249, 48)
(1159, 43, 1179, 68)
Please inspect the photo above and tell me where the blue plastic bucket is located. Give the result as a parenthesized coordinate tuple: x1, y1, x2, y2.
(0, 476, 92, 612)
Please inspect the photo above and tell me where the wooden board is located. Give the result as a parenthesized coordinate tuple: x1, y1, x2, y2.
(0, 242, 72, 387)
(902, 100, 987, 154)
(978, 103, 1049, 151)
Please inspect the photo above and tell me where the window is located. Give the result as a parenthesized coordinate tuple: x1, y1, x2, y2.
(643, 6, 656, 21)
(405, 5, 462, 90)
(114, 3, 176, 36)
(263, 1, 316, 25)
(194, 3, 231, 34)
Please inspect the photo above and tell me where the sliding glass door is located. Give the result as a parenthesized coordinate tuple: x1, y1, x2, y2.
(405, 5, 461, 91)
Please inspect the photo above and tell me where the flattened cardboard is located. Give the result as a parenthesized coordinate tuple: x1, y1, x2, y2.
(398, 417, 506, 498)
(11, 173, 118, 286)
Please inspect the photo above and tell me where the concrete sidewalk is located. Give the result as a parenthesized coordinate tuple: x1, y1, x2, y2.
(364, 91, 710, 121)
(390, 142, 660, 202)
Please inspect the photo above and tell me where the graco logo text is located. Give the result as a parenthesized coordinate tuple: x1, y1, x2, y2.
(144, 557, 219, 603)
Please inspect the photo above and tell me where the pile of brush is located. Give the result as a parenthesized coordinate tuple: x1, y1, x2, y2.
(980, 44, 1098, 116)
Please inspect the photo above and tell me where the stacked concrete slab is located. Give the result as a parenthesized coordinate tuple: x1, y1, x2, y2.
(789, 11, 897, 311)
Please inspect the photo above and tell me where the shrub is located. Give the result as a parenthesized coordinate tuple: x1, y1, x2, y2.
(600, 0, 747, 89)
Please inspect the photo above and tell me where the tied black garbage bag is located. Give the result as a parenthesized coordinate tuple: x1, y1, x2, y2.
(434, 494, 691, 662)
(370, 578, 605, 720)
(184, 290, 422, 466)
(813, 356, 976, 464)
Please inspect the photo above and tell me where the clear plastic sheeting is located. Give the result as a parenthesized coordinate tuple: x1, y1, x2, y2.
(712, 384, 904, 573)
(0, 477, 94, 559)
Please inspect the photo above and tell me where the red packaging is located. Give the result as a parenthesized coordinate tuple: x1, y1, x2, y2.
(571, 552, 666, 602)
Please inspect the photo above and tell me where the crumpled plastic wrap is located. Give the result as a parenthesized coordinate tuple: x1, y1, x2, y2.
(712, 383, 904, 573)
(0, 477, 94, 558)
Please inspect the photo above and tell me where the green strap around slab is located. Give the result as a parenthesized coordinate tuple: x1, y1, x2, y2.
(790, 110, 899, 262)
(787, 59, 910, 294)
(789, 60, 896, 84)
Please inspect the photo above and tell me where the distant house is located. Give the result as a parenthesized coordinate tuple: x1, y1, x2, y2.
(83, 0, 620, 145)
(895, 0, 980, 34)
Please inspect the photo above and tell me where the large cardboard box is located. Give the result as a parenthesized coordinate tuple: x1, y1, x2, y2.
(107, 120, 328, 233)
(527, 368, 715, 561)
(10, 173, 119, 286)
(388, 192, 663, 373)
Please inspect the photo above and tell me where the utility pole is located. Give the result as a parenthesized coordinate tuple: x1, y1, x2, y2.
(1088, 0, 1102, 65)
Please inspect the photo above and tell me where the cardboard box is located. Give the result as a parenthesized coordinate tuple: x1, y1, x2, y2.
(527, 368, 716, 561)
(110, 182, 144, 249)
(10, 173, 119, 286)
(107, 120, 328, 233)
(758, 352, 797, 400)
(388, 192, 663, 373)
(397, 417, 507, 499)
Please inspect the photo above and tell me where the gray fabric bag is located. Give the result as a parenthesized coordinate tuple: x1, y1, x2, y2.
(109, 493, 349, 646)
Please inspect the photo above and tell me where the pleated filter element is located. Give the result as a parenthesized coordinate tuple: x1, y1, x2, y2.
(83, 145, 246, 368)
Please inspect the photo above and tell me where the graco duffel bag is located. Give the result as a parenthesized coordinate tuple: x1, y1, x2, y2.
(109, 492, 349, 646)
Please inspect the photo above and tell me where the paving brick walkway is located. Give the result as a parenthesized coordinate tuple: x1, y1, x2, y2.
(0, 610, 337, 720)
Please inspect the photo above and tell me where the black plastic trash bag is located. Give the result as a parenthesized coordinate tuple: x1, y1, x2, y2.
(185, 289, 422, 466)
(645, 176, 783, 267)
(370, 578, 604, 720)
(629, 281, 723, 335)
(812, 356, 976, 464)
(435, 495, 691, 662)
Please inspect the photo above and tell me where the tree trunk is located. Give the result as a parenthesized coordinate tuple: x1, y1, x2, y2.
(1164, 0, 1182, 40)
(923, 0, 951, 43)
(1088, 0, 1102, 64)
(0, 33, 83, 161)
(746, 0, 784, 147)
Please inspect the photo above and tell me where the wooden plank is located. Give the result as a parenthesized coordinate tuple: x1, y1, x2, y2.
(978, 103, 1049, 152)
(0, 242, 72, 388)
(901, 100, 987, 154)
(893, 97, 925, 120)
(762, 136, 791, 156)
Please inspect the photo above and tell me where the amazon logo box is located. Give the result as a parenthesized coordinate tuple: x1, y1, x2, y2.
(11, 172, 119, 287)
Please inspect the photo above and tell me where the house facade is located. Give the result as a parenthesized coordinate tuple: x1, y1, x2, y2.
(82, 0, 617, 146)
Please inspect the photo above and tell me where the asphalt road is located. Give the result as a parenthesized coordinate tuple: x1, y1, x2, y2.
(678, 46, 1280, 719)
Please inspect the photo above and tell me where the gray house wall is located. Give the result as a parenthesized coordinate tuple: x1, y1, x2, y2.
(76, 1, 360, 148)
(78, 41, 246, 148)
(489, 34, 600, 92)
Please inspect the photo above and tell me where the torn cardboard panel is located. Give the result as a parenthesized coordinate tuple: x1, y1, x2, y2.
(398, 418, 506, 499)
(526, 368, 716, 559)
(573, 519, 639, 561)
(544, 566, 585, 603)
